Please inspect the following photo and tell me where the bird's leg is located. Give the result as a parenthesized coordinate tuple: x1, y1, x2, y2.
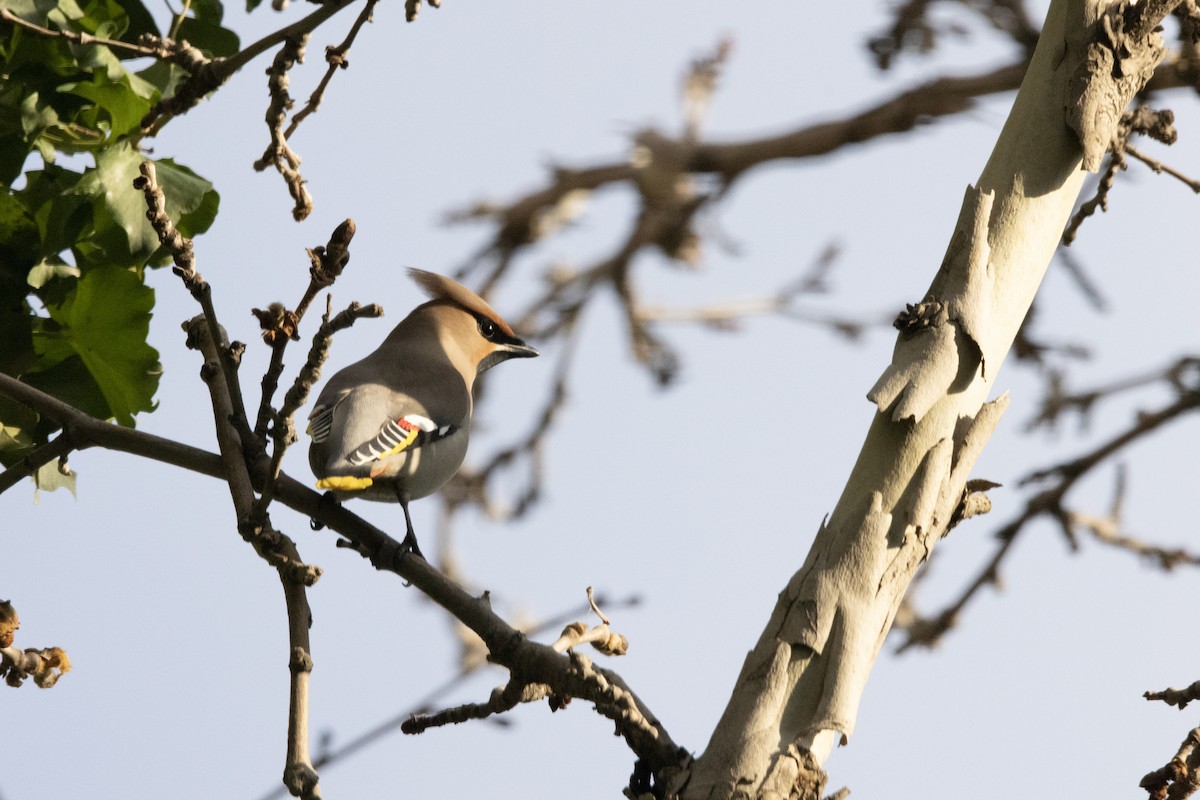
(395, 488, 425, 561)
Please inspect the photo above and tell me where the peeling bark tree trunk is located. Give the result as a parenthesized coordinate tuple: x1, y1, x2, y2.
(677, 1, 1168, 798)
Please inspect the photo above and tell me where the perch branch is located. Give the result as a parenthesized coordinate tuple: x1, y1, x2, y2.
(0, 372, 686, 779)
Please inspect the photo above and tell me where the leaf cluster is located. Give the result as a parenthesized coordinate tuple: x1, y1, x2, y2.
(0, 0, 231, 467)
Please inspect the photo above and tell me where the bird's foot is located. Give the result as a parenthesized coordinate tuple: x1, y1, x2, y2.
(398, 528, 425, 562)
(309, 490, 340, 530)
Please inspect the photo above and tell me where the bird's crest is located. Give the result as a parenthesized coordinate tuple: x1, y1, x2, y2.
(407, 269, 517, 338)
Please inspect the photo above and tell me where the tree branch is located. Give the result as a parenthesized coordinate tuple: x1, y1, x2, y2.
(683, 1, 1176, 795)
(897, 371, 1200, 651)
(139, 0, 358, 130)
(0, 370, 688, 781)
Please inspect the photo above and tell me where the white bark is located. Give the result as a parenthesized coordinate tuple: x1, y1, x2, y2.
(680, 1, 1167, 797)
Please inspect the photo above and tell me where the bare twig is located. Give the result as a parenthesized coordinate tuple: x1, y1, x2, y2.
(682, 37, 733, 140)
(134, 168, 324, 798)
(403, 0, 443, 23)
(1064, 103, 1192, 244)
(254, 35, 314, 221)
(1027, 356, 1200, 432)
(1063, 149, 1126, 245)
(134, 162, 260, 456)
(254, 592, 642, 800)
(187, 312, 323, 800)
(254, 297, 383, 519)
(400, 679, 550, 733)
(405, 587, 632, 741)
(1070, 508, 1200, 570)
(1126, 144, 1200, 192)
(1147, 682, 1200, 709)
(897, 379, 1200, 652)
(1054, 248, 1110, 313)
(636, 243, 889, 339)
(1, 645, 72, 689)
(866, 0, 1044, 70)
(0, 601, 70, 691)
(547, 587, 629, 656)
(284, 0, 379, 139)
(253, 218, 357, 442)
(1140, 726, 1200, 800)
(140, 0, 357, 130)
(0, 7, 163, 55)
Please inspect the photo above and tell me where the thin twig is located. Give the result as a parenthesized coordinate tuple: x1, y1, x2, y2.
(253, 593, 642, 800)
(1126, 144, 1200, 192)
(134, 162, 261, 455)
(0, 7, 163, 56)
(139, 0, 357, 131)
(254, 297, 382, 518)
(0, 432, 73, 496)
(254, 34, 314, 221)
(284, 0, 379, 140)
(1146, 682, 1200, 709)
(253, 219, 357, 441)
(897, 382, 1200, 651)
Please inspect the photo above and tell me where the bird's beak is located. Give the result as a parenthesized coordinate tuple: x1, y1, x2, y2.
(479, 338, 539, 373)
(502, 340, 539, 360)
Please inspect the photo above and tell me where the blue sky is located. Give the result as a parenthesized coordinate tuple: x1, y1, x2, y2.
(4, 2, 1199, 798)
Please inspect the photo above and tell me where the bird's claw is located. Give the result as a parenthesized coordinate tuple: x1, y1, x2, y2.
(309, 490, 341, 530)
(399, 529, 425, 562)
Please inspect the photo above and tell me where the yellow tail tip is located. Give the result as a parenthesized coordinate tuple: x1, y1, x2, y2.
(316, 476, 374, 491)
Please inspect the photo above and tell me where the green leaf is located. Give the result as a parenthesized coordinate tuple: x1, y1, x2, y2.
(0, 193, 39, 376)
(62, 70, 157, 140)
(0, 107, 29, 182)
(174, 0, 239, 56)
(190, 0, 226, 23)
(70, 139, 150, 266)
(156, 158, 219, 236)
(19, 91, 60, 139)
(2, 16, 83, 78)
(27, 256, 81, 289)
(0, 409, 36, 451)
(174, 16, 240, 58)
(24, 164, 90, 259)
(115, 0, 160, 44)
(0, 394, 38, 467)
(136, 61, 185, 99)
(4, 0, 73, 27)
(75, 0, 128, 39)
(31, 316, 79, 369)
(48, 0, 87, 27)
(22, 353, 112, 423)
(0, 189, 40, 272)
(69, 144, 219, 269)
(42, 265, 160, 425)
(0, 302, 35, 377)
(34, 459, 77, 498)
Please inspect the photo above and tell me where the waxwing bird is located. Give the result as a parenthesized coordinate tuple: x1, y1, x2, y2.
(308, 268, 538, 557)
